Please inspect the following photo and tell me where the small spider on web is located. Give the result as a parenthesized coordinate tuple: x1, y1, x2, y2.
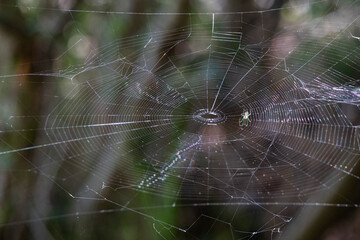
(239, 111, 251, 126)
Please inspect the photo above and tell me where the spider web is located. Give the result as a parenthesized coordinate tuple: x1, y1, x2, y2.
(0, 1, 360, 239)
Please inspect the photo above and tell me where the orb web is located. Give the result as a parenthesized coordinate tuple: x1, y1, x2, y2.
(1, 1, 360, 239)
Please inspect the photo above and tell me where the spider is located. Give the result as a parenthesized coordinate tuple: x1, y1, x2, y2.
(239, 111, 251, 126)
